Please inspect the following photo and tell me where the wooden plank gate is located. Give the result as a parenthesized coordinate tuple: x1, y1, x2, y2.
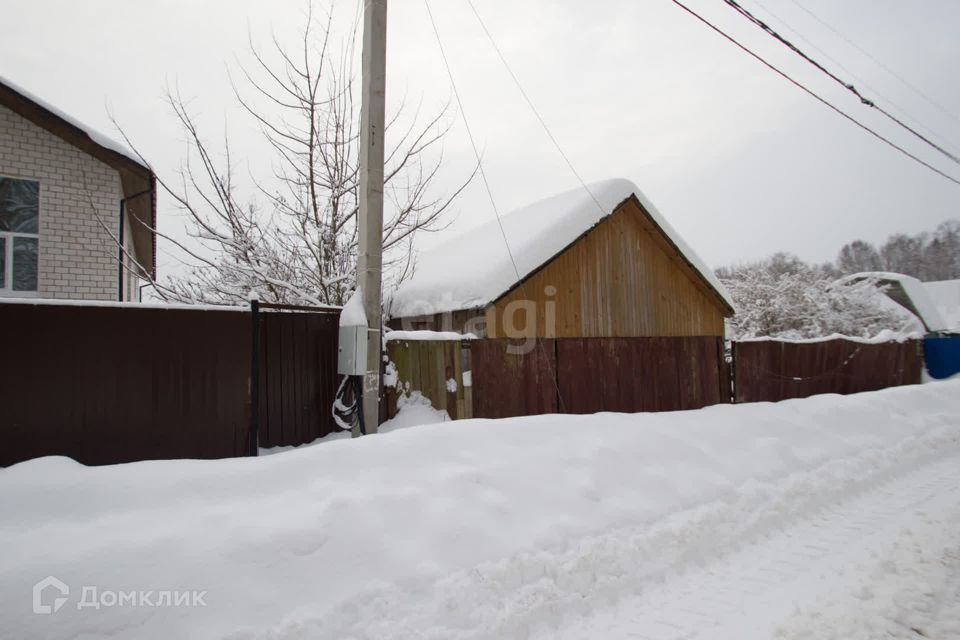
(468, 336, 729, 419)
(555, 337, 727, 414)
(384, 339, 473, 420)
(470, 339, 560, 419)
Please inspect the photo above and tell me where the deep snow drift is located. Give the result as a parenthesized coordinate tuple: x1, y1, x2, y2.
(2, 380, 959, 639)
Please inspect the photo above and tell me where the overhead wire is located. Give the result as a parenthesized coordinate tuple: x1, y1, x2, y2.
(745, 0, 960, 152)
(720, 0, 960, 167)
(467, 0, 960, 188)
(667, 0, 960, 187)
(420, 0, 957, 400)
(422, 0, 569, 411)
(785, 0, 960, 125)
(463, 0, 609, 219)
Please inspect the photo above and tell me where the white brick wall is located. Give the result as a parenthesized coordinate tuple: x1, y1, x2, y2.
(0, 103, 123, 301)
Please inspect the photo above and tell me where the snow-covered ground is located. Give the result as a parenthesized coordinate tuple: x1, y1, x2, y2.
(259, 391, 450, 455)
(2, 380, 959, 639)
(531, 456, 960, 640)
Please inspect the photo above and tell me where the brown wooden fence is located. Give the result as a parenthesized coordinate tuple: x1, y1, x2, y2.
(732, 339, 922, 404)
(462, 337, 919, 420)
(1, 301, 339, 466)
(471, 339, 560, 419)
(469, 336, 727, 419)
(556, 337, 727, 414)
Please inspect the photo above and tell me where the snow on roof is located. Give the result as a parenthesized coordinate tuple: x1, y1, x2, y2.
(923, 280, 960, 332)
(389, 178, 733, 318)
(839, 272, 950, 333)
(0, 75, 147, 170)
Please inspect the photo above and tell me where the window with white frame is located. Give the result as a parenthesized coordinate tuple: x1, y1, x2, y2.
(0, 177, 39, 294)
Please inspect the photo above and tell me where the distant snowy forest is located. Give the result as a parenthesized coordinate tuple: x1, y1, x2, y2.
(717, 220, 959, 339)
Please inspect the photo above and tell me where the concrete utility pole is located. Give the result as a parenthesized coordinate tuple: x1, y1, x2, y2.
(356, 0, 387, 435)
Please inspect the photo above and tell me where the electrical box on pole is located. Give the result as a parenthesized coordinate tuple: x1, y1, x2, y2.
(337, 325, 369, 377)
(338, 289, 369, 377)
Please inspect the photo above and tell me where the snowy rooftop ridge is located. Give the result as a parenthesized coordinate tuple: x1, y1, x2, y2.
(923, 279, 960, 332)
(0, 75, 147, 170)
(837, 272, 950, 333)
(389, 178, 733, 318)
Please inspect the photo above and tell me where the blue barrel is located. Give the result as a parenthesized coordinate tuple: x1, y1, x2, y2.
(923, 335, 960, 379)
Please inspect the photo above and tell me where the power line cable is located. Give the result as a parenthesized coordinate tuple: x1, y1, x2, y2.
(746, 0, 959, 152)
(668, 0, 960, 187)
(786, 0, 960, 125)
(469, 0, 960, 190)
(721, 0, 960, 167)
(421, 1, 518, 288)
(464, 0, 609, 219)
(422, 0, 569, 411)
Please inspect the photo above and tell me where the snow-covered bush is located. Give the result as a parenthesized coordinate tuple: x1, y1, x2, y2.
(719, 254, 919, 340)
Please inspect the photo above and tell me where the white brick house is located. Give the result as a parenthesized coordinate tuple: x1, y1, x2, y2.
(0, 77, 155, 301)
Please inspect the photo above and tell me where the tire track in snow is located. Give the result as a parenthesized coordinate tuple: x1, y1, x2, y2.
(535, 455, 960, 640)
(253, 429, 960, 640)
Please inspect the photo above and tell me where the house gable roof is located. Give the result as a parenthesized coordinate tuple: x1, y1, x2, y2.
(923, 279, 960, 332)
(389, 178, 734, 318)
(0, 76, 156, 278)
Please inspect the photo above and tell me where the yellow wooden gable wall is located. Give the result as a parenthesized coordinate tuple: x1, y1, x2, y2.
(484, 197, 730, 338)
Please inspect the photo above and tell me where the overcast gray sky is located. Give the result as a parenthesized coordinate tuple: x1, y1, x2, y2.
(2, 0, 958, 278)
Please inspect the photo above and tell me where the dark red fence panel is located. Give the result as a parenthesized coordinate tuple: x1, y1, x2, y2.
(732, 339, 922, 404)
(556, 337, 726, 414)
(432, 337, 921, 420)
(257, 310, 340, 448)
(1, 303, 251, 466)
(470, 336, 728, 419)
(1, 302, 340, 466)
(470, 339, 558, 419)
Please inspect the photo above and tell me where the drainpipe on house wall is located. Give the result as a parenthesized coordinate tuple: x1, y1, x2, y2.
(117, 188, 153, 302)
(117, 200, 125, 301)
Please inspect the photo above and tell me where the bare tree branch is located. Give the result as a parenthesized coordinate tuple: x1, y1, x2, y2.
(114, 1, 473, 307)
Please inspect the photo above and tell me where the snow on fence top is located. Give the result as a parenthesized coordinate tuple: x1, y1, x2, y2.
(923, 279, 960, 332)
(384, 330, 478, 341)
(0, 297, 343, 313)
(838, 272, 950, 333)
(0, 297, 250, 312)
(388, 178, 734, 318)
(737, 329, 923, 344)
(0, 75, 148, 170)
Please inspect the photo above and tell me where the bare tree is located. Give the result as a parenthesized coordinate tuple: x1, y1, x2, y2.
(836, 240, 884, 275)
(832, 222, 960, 282)
(926, 220, 960, 280)
(153, 3, 473, 306)
(880, 233, 928, 279)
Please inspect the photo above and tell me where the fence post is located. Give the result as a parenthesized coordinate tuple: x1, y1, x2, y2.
(249, 299, 260, 456)
(724, 338, 735, 404)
